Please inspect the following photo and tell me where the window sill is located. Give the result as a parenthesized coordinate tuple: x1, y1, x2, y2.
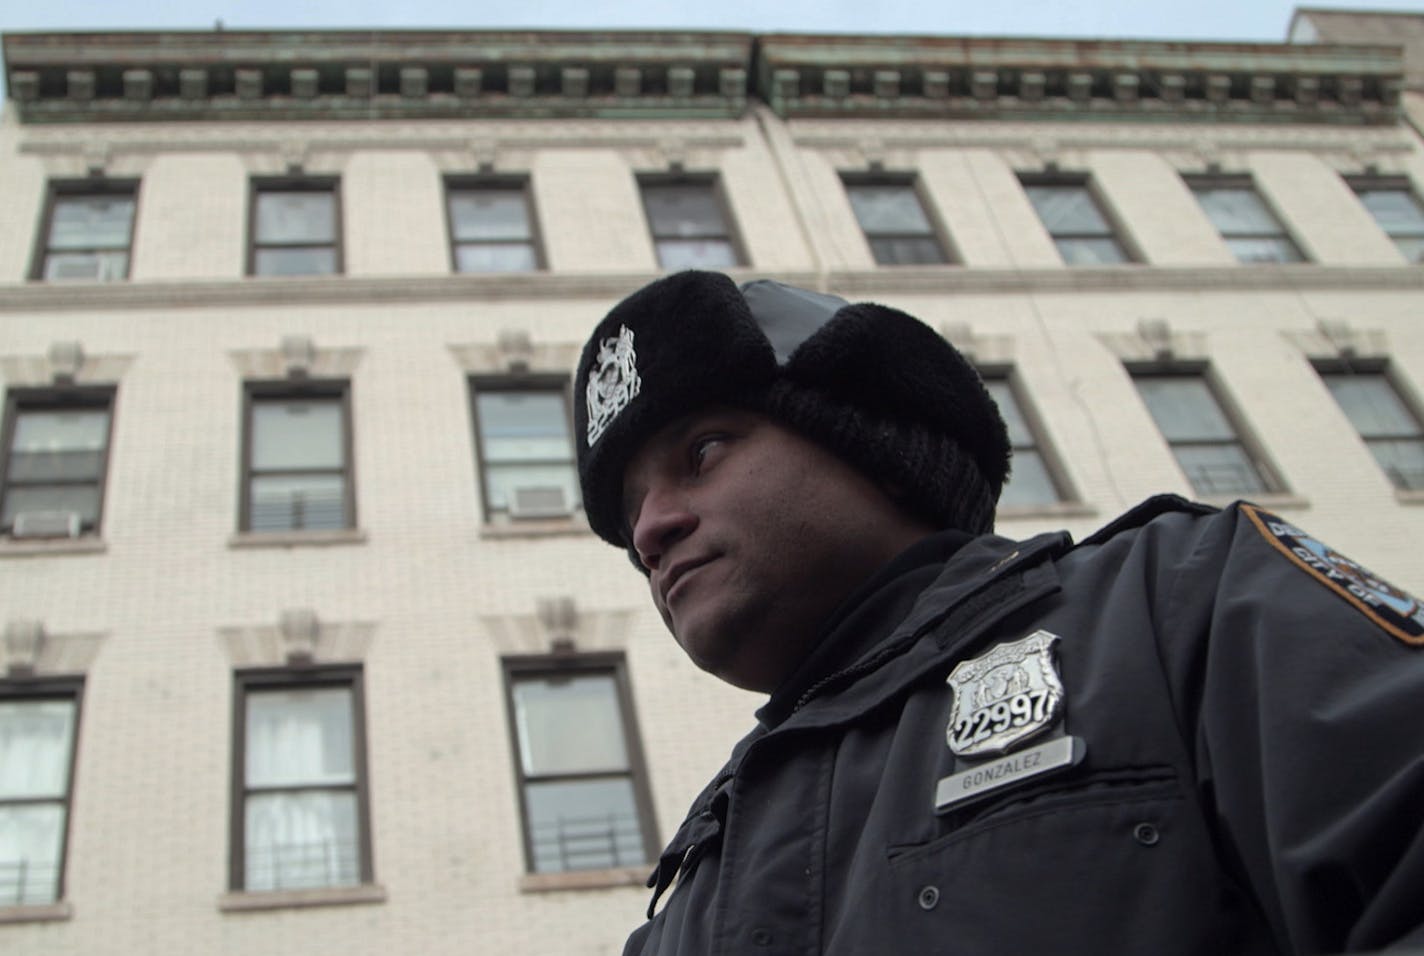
(519, 866, 649, 894)
(1204, 493, 1310, 512)
(1395, 489, 1424, 506)
(480, 516, 590, 539)
(995, 501, 1098, 522)
(228, 529, 367, 549)
(0, 901, 72, 924)
(0, 537, 106, 558)
(218, 883, 386, 912)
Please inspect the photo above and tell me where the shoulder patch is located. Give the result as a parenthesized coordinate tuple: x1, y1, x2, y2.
(1241, 504, 1424, 646)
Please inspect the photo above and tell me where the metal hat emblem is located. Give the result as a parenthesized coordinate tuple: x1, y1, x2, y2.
(946, 630, 1064, 758)
(585, 324, 641, 447)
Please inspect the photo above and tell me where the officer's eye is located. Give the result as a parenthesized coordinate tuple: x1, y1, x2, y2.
(689, 434, 728, 473)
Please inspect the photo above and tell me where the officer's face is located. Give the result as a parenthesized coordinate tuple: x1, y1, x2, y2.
(623, 407, 934, 693)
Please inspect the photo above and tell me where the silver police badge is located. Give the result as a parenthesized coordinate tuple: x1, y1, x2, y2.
(946, 630, 1064, 758)
(585, 324, 641, 447)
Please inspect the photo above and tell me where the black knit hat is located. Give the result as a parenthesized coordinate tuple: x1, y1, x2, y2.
(574, 271, 1010, 559)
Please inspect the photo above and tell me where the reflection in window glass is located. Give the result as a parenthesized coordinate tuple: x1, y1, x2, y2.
(1022, 183, 1130, 265)
(251, 186, 339, 277)
(1190, 183, 1304, 264)
(1321, 370, 1424, 490)
(40, 189, 135, 282)
(0, 697, 78, 905)
(845, 183, 947, 265)
(448, 187, 540, 273)
(2, 398, 113, 532)
(239, 681, 365, 892)
(1134, 375, 1272, 495)
(245, 391, 350, 532)
(1353, 186, 1424, 263)
(985, 379, 1061, 508)
(506, 662, 653, 874)
(473, 387, 579, 518)
(640, 182, 740, 270)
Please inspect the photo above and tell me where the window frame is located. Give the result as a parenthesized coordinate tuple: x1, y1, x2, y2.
(228, 666, 373, 894)
(501, 652, 659, 876)
(1129, 362, 1283, 497)
(1018, 172, 1135, 266)
(1185, 173, 1306, 264)
(443, 175, 545, 274)
(637, 174, 745, 271)
(1344, 174, 1424, 264)
(246, 177, 344, 278)
(29, 178, 140, 283)
(468, 375, 580, 523)
(840, 174, 951, 266)
(0, 386, 117, 538)
(1314, 357, 1424, 491)
(239, 380, 356, 534)
(978, 367, 1069, 510)
(0, 677, 84, 908)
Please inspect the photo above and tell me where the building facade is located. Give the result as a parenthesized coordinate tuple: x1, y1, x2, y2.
(1, 15, 1422, 954)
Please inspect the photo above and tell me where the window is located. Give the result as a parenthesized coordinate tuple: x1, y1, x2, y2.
(446, 180, 542, 273)
(33, 181, 137, 282)
(1318, 364, 1424, 490)
(249, 180, 341, 276)
(241, 383, 353, 532)
(470, 381, 579, 520)
(843, 179, 948, 265)
(1020, 177, 1131, 265)
(0, 389, 115, 538)
(0, 683, 81, 906)
(1133, 372, 1277, 496)
(983, 376, 1063, 508)
(232, 669, 371, 892)
(1188, 177, 1304, 263)
(503, 655, 657, 874)
(639, 179, 741, 270)
(1348, 178, 1424, 263)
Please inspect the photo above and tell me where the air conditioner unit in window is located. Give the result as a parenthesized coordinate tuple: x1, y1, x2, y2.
(508, 486, 571, 520)
(48, 254, 125, 282)
(12, 510, 82, 539)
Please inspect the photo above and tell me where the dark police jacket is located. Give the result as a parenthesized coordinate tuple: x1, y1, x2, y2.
(623, 497, 1424, 955)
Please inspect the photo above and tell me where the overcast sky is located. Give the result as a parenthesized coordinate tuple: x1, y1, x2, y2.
(2, 0, 1420, 42)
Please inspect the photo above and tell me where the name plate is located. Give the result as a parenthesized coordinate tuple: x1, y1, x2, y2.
(934, 735, 1082, 813)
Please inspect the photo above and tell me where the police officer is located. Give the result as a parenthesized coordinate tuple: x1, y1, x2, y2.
(574, 270, 1424, 955)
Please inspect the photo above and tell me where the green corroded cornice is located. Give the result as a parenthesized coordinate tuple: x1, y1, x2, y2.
(2, 29, 1404, 125)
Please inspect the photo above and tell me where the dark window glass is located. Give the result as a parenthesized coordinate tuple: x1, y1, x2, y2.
(504, 658, 656, 874)
(844, 182, 948, 265)
(0, 688, 80, 906)
(448, 185, 541, 273)
(1, 392, 114, 536)
(243, 386, 352, 532)
(1134, 374, 1274, 495)
(1021, 181, 1130, 265)
(640, 181, 740, 270)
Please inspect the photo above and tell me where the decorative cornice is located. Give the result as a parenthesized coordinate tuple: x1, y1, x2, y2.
(1, 29, 1404, 126)
(0, 266, 1421, 314)
(2, 30, 753, 123)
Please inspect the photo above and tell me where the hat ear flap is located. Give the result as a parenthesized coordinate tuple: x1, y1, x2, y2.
(783, 304, 1009, 489)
